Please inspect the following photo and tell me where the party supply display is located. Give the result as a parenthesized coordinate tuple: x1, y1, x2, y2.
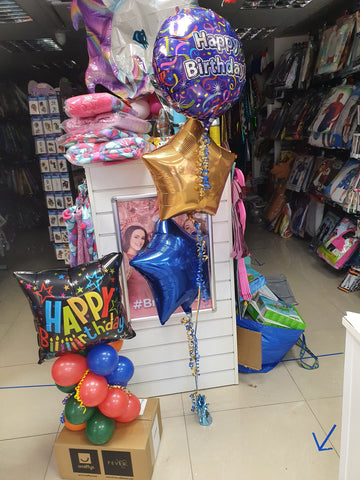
(142, 118, 236, 219)
(64, 93, 133, 118)
(130, 219, 203, 324)
(153, 6, 246, 129)
(52, 350, 141, 444)
(14, 253, 135, 363)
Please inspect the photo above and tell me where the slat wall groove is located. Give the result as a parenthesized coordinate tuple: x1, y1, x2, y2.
(84, 162, 238, 397)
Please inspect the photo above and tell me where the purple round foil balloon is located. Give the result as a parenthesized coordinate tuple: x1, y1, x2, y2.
(153, 7, 246, 130)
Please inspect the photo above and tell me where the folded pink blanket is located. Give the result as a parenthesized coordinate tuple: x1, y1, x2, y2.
(62, 111, 152, 135)
(57, 127, 149, 148)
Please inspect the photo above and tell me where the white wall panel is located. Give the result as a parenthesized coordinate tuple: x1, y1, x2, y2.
(84, 161, 238, 397)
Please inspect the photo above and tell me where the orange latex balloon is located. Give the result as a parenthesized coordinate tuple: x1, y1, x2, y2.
(109, 340, 123, 352)
(142, 118, 236, 220)
(64, 418, 87, 431)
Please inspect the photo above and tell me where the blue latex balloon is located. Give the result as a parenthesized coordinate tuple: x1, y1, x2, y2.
(106, 355, 134, 386)
(129, 219, 200, 325)
(87, 344, 119, 376)
(153, 7, 246, 130)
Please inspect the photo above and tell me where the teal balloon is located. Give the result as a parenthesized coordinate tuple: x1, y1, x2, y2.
(86, 411, 115, 445)
(64, 395, 96, 425)
(56, 383, 77, 394)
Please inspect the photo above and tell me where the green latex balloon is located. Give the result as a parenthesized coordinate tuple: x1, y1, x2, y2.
(64, 395, 96, 425)
(56, 383, 77, 394)
(86, 411, 115, 445)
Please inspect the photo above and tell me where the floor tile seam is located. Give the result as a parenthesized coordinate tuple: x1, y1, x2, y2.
(44, 440, 56, 480)
(0, 432, 58, 442)
(183, 407, 195, 480)
(283, 361, 307, 401)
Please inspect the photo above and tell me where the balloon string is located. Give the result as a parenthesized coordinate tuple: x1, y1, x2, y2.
(74, 369, 90, 412)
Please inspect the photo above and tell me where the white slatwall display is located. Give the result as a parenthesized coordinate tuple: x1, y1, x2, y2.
(84, 160, 238, 397)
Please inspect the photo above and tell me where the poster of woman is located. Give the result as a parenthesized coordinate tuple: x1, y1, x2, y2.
(112, 194, 213, 320)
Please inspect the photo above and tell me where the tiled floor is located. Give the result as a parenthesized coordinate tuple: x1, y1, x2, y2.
(0, 223, 355, 480)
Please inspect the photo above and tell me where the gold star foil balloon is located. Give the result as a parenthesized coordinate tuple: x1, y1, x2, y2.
(142, 118, 236, 220)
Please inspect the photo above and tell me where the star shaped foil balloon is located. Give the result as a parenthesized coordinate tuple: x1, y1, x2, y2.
(142, 118, 236, 220)
(129, 219, 201, 325)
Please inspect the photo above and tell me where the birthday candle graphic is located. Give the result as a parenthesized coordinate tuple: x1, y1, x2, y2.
(70, 336, 79, 351)
(60, 338, 65, 353)
(49, 337, 54, 353)
(74, 336, 85, 347)
(65, 337, 71, 351)
(55, 335, 59, 351)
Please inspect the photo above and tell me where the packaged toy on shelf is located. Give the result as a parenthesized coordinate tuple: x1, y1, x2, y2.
(317, 217, 360, 269)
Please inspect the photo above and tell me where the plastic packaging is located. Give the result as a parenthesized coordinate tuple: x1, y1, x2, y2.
(64, 93, 133, 118)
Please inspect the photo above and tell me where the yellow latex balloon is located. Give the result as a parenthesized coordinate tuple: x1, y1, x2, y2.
(142, 118, 236, 220)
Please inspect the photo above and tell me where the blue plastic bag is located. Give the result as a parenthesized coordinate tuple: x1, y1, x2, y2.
(237, 316, 304, 373)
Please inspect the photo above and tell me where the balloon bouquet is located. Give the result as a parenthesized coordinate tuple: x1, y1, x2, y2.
(130, 6, 246, 425)
(15, 253, 141, 445)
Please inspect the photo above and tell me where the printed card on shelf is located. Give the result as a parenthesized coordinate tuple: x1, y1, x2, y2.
(39, 156, 50, 173)
(48, 211, 58, 227)
(32, 117, 43, 136)
(35, 137, 47, 155)
(55, 193, 64, 209)
(42, 174, 53, 192)
(57, 156, 68, 172)
(51, 174, 62, 192)
(63, 194, 73, 208)
(46, 194, 56, 209)
(58, 212, 65, 228)
(51, 116, 62, 134)
(49, 157, 58, 172)
(46, 136, 57, 154)
(28, 96, 39, 115)
(38, 96, 49, 115)
(60, 173, 70, 191)
(52, 227, 62, 244)
(48, 94, 60, 114)
(42, 117, 53, 135)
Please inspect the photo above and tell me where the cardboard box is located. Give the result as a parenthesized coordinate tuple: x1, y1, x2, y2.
(55, 397, 162, 480)
(237, 325, 262, 371)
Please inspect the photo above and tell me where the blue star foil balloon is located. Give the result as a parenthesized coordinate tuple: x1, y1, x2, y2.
(129, 219, 201, 325)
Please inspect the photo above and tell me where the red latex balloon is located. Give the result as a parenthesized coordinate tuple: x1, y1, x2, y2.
(78, 372, 108, 407)
(114, 393, 141, 423)
(98, 387, 128, 418)
(51, 353, 88, 387)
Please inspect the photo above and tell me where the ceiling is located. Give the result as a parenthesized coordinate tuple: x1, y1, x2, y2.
(0, 0, 353, 84)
